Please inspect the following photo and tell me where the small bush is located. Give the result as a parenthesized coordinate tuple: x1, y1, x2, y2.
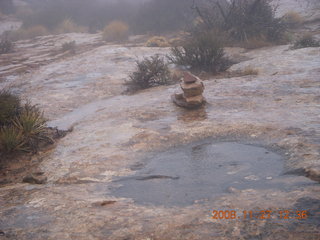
(293, 34, 320, 49)
(146, 36, 170, 47)
(55, 19, 87, 34)
(102, 21, 129, 42)
(0, 38, 14, 54)
(61, 41, 76, 54)
(168, 32, 231, 73)
(127, 55, 171, 92)
(282, 11, 303, 27)
(0, 90, 20, 126)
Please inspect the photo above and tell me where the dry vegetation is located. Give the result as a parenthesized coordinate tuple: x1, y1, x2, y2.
(146, 36, 170, 47)
(293, 33, 320, 49)
(282, 11, 304, 27)
(102, 21, 129, 42)
(241, 66, 260, 76)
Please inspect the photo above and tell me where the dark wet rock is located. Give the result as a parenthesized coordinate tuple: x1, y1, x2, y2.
(93, 200, 117, 207)
(135, 175, 180, 181)
(22, 172, 47, 184)
(180, 81, 204, 98)
(183, 71, 198, 84)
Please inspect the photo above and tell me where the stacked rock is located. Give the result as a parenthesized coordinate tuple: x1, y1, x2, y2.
(172, 72, 205, 109)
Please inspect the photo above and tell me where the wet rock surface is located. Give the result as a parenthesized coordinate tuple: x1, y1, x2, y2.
(0, 1, 320, 238)
(111, 141, 316, 206)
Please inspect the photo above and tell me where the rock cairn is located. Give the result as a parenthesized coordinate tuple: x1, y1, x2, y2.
(172, 72, 205, 109)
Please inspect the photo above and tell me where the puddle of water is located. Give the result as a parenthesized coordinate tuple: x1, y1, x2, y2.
(111, 142, 315, 206)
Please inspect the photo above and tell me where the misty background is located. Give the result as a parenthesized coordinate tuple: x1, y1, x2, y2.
(1, 0, 199, 34)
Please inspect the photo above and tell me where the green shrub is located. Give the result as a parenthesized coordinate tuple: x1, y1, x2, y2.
(0, 126, 26, 153)
(0, 38, 14, 54)
(293, 34, 320, 49)
(13, 103, 50, 152)
(0, 90, 53, 154)
(168, 32, 231, 73)
(0, 90, 20, 126)
(127, 55, 171, 92)
(61, 41, 76, 54)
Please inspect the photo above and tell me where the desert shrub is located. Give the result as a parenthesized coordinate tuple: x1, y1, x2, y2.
(0, 38, 14, 54)
(146, 36, 170, 47)
(10, 25, 48, 41)
(127, 55, 171, 92)
(0, 90, 52, 154)
(61, 41, 76, 54)
(102, 21, 129, 42)
(193, 0, 286, 44)
(282, 11, 303, 27)
(55, 19, 87, 34)
(0, 90, 20, 126)
(0, 126, 26, 153)
(242, 66, 259, 75)
(168, 32, 231, 73)
(293, 34, 320, 49)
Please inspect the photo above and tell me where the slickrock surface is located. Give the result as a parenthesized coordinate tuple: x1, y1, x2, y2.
(0, 1, 320, 238)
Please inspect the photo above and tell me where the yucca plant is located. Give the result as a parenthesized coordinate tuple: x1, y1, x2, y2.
(13, 103, 52, 152)
(0, 126, 27, 153)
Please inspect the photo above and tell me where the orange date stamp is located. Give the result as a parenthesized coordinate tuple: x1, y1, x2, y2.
(211, 210, 309, 220)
